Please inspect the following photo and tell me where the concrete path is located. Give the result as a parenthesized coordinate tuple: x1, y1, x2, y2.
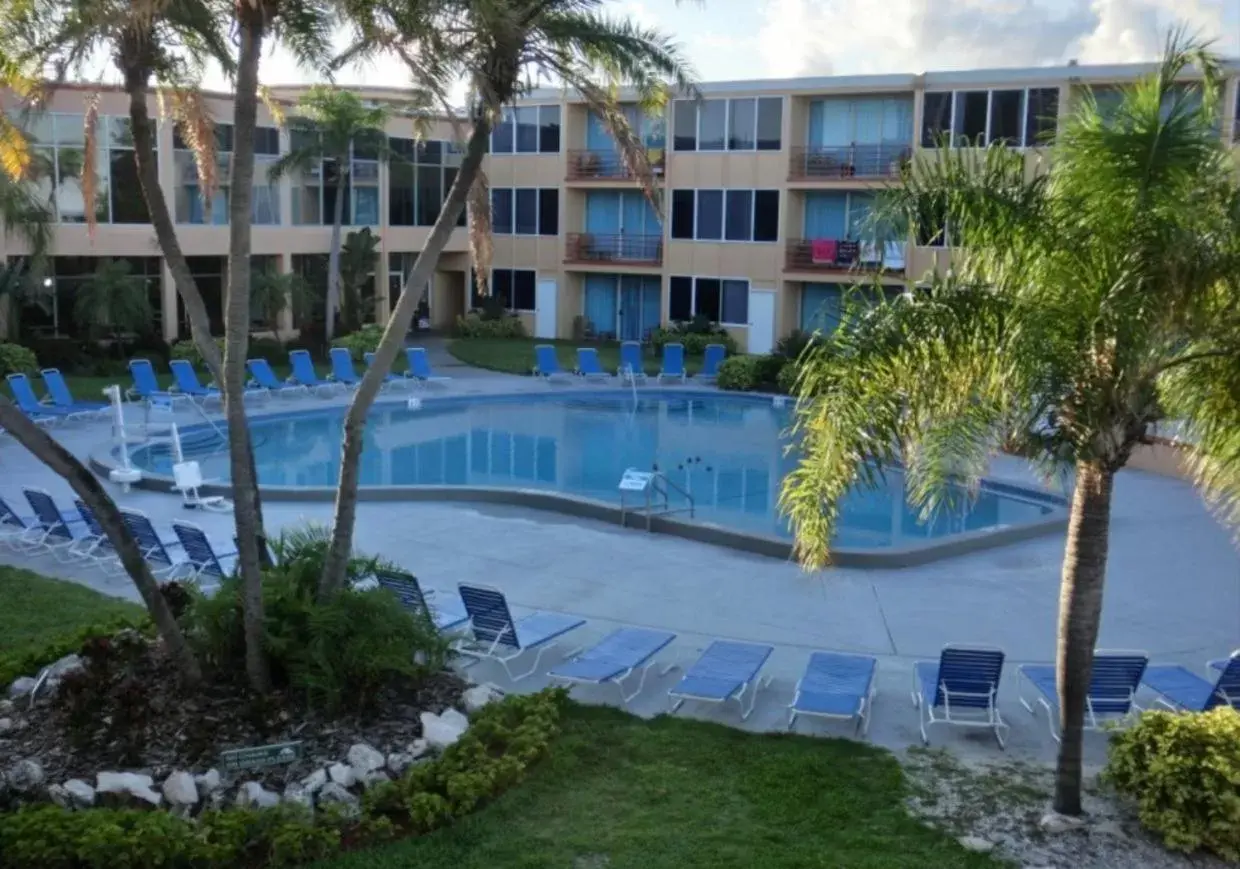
(3, 368, 1238, 770)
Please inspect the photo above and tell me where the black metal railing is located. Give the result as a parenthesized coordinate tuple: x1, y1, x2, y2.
(788, 144, 911, 180)
(565, 233, 663, 265)
(566, 149, 666, 181)
(785, 238, 906, 273)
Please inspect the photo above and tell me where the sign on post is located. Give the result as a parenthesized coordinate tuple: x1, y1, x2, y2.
(220, 741, 303, 774)
(618, 469, 654, 492)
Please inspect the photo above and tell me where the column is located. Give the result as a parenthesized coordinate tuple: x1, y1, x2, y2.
(161, 260, 179, 343)
(276, 253, 294, 337)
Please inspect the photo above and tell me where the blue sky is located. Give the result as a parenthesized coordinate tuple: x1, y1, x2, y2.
(234, 0, 1240, 92)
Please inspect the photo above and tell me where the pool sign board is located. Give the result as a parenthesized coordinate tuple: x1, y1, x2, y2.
(618, 469, 654, 492)
(220, 740, 303, 774)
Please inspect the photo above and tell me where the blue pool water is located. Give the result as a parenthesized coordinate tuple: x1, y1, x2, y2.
(129, 392, 1056, 549)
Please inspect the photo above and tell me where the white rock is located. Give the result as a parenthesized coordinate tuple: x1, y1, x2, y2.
(300, 768, 328, 794)
(420, 709, 469, 750)
(6, 677, 36, 699)
(63, 779, 96, 808)
(359, 769, 389, 789)
(46, 654, 83, 679)
(282, 783, 313, 809)
(387, 752, 414, 775)
(408, 738, 429, 759)
(48, 783, 70, 808)
(346, 743, 385, 775)
(316, 782, 360, 813)
(96, 771, 162, 807)
(161, 771, 198, 807)
(461, 683, 504, 714)
(235, 781, 280, 809)
(957, 836, 994, 853)
(7, 759, 44, 792)
(0, 718, 12, 735)
(0, 699, 12, 714)
(194, 769, 222, 798)
(327, 762, 356, 788)
(1039, 811, 1086, 834)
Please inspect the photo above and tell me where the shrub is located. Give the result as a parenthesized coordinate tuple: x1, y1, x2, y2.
(1104, 708, 1240, 860)
(775, 329, 816, 361)
(169, 337, 225, 369)
(247, 336, 286, 364)
(0, 615, 153, 689)
(453, 312, 526, 339)
(0, 343, 37, 377)
(776, 360, 800, 395)
(716, 354, 784, 392)
(650, 323, 738, 357)
(330, 324, 385, 361)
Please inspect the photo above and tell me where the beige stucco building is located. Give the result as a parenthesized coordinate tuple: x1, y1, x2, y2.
(3, 59, 1238, 349)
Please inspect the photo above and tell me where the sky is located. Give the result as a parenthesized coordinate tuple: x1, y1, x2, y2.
(218, 0, 1240, 94)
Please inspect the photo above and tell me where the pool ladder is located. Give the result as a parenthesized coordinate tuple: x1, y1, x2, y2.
(619, 471, 695, 531)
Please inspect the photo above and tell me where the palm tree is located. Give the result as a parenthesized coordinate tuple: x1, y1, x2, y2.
(311, 0, 697, 595)
(251, 265, 315, 340)
(338, 227, 379, 332)
(781, 35, 1240, 818)
(268, 86, 391, 342)
(74, 258, 153, 349)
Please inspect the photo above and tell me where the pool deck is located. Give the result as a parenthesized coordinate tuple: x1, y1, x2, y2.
(4, 362, 1238, 768)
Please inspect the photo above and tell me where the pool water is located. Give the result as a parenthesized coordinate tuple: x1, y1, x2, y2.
(129, 392, 1056, 548)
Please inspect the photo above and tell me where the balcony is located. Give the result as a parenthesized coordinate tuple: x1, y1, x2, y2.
(565, 233, 663, 266)
(785, 238, 906, 275)
(566, 149, 666, 181)
(788, 144, 911, 181)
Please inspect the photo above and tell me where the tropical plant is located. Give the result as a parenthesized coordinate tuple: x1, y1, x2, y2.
(251, 266, 315, 339)
(781, 35, 1240, 818)
(312, 0, 697, 597)
(73, 259, 153, 347)
(268, 87, 391, 342)
(338, 227, 379, 333)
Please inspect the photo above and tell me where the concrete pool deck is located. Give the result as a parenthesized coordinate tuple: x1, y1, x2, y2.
(3, 366, 1238, 769)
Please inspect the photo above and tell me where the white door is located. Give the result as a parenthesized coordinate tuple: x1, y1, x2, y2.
(747, 288, 776, 355)
(535, 278, 558, 338)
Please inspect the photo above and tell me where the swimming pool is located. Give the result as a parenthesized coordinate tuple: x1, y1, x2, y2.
(123, 391, 1063, 555)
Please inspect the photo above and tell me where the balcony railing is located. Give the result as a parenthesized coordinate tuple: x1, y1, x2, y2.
(785, 238, 906, 274)
(566, 149, 666, 181)
(788, 144, 911, 181)
(565, 233, 663, 266)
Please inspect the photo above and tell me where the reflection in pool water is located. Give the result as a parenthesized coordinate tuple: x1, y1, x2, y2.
(128, 393, 1056, 549)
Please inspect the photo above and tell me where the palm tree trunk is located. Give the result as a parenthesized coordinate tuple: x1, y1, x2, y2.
(317, 123, 490, 598)
(122, 63, 222, 382)
(0, 401, 200, 685)
(224, 10, 271, 694)
(1052, 459, 1114, 816)
(325, 164, 347, 342)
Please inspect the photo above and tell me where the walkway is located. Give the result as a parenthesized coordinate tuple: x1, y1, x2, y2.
(3, 367, 1237, 769)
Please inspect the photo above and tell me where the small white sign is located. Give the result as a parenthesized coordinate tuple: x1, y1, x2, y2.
(407, 397, 423, 411)
(149, 395, 174, 416)
(618, 469, 654, 492)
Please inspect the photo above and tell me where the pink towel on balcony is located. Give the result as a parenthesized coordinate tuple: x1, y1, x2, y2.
(810, 238, 838, 264)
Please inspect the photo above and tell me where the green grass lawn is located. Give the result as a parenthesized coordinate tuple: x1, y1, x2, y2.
(0, 566, 144, 658)
(319, 703, 1000, 869)
(448, 338, 703, 377)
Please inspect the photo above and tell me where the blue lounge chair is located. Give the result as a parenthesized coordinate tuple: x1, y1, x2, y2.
(41, 369, 108, 418)
(534, 344, 570, 381)
(127, 358, 177, 403)
(697, 344, 726, 383)
(405, 347, 450, 384)
(575, 347, 613, 382)
(73, 500, 123, 573)
(456, 583, 586, 680)
(788, 651, 878, 735)
(913, 645, 1008, 748)
(288, 350, 342, 396)
(171, 520, 237, 585)
(0, 494, 40, 552)
(169, 360, 222, 405)
(1142, 651, 1240, 712)
(668, 640, 774, 720)
(657, 342, 687, 383)
(247, 358, 308, 396)
(617, 341, 647, 383)
(328, 347, 362, 388)
(6, 373, 72, 423)
(22, 487, 90, 562)
(375, 568, 470, 633)
(121, 509, 187, 578)
(549, 628, 677, 705)
(364, 352, 410, 389)
(1017, 650, 1148, 740)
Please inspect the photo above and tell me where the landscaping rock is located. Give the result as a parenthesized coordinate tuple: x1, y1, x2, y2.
(282, 783, 313, 810)
(316, 782, 360, 814)
(0, 699, 12, 715)
(46, 654, 84, 680)
(6, 677, 36, 699)
(96, 771, 162, 807)
(346, 743, 385, 775)
(7, 759, 45, 793)
(1039, 812, 1086, 835)
(387, 752, 415, 775)
(0, 718, 13, 735)
(958, 836, 995, 853)
(194, 769, 222, 799)
(421, 708, 469, 750)
(62, 779, 96, 808)
(409, 738, 429, 759)
(300, 768, 328, 794)
(359, 769, 389, 789)
(328, 762, 357, 788)
(236, 781, 280, 809)
(461, 683, 504, 714)
(48, 783, 70, 808)
(161, 771, 198, 808)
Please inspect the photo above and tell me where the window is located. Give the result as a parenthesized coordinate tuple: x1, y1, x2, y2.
(953, 91, 988, 145)
(490, 187, 558, 236)
(671, 188, 779, 242)
(674, 97, 783, 151)
(989, 90, 1023, 145)
(388, 137, 464, 227)
(415, 164, 442, 225)
(669, 275, 750, 324)
(491, 269, 536, 311)
(490, 105, 561, 154)
(921, 92, 952, 146)
(172, 121, 281, 225)
(1025, 87, 1059, 146)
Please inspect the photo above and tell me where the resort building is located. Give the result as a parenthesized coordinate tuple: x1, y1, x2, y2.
(2, 61, 1238, 348)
